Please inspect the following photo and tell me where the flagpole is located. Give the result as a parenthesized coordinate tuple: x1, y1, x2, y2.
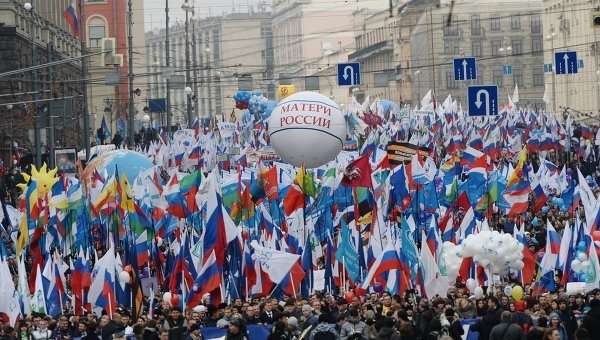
(290, 272, 297, 299)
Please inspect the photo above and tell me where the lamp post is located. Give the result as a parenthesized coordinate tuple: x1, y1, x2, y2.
(498, 43, 512, 103)
(546, 31, 557, 113)
(184, 86, 193, 126)
(24, 2, 41, 167)
(182, 0, 194, 127)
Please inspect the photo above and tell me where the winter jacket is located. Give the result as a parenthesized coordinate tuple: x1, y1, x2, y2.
(309, 323, 339, 340)
(340, 320, 367, 340)
(488, 322, 525, 340)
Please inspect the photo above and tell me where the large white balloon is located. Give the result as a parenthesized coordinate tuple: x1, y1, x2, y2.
(268, 92, 346, 168)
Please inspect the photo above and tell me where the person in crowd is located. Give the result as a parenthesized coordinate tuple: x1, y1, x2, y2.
(225, 318, 247, 340)
(473, 297, 504, 340)
(30, 318, 52, 340)
(339, 308, 367, 340)
(548, 312, 568, 340)
(162, 308, 188, 339)
(489, 311, 524, 340)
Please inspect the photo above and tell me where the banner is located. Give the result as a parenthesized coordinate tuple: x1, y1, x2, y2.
(202, 325, 270, 340)
(218, 122, 236, 139)
(387, 142, 430, 165)
(54, 148, 77, 176)
(277, 85, 295, 100)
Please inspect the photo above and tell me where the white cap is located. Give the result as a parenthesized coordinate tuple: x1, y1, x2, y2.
(124, 326, 134, 336)
(193, 305, 208, 313)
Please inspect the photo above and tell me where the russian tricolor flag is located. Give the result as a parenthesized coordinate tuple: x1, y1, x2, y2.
(187, 251, 221, 308)
(63, 2, 79, 37)
(548, 222, 561, 254)
(361, 243, 403, 289)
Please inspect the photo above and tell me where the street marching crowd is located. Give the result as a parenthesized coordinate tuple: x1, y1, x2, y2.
(3, 92, 600, 340)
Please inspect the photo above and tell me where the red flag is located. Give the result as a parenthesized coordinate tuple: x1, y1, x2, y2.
(341, 154, 373, 188)
(261, 167, 279, 200)
(283, 184, 304, 215)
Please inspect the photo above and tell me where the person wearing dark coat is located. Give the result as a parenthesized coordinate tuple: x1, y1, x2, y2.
(376, 317, 401, 340)
(162, 308, 188, 340)
(473, 297, 504, 340)
(225, 318, 248, 340)
(141, 320, 160, 340)
(581, 299, 600, 339)
(489, 311, 525, 340)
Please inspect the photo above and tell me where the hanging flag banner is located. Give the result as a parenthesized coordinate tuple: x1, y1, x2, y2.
(387, 142, 430, 165)
(277, 85, 296, 100)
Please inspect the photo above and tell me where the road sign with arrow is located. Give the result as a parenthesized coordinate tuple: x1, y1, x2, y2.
(468, 85, 498, 116)
(337, 63, 361, 86)
(555, 51, 578, 75)
(453, 57, 477, 81)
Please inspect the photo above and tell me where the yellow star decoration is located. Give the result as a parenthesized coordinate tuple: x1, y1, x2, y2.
(16, 163, 59, 197)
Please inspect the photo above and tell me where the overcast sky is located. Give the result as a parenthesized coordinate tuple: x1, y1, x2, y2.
(144, 0, 268, 31)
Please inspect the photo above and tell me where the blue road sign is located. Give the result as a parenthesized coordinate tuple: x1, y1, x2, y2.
(555, 51, 578, 74)
(337, 63, 361, 86)
(503, 64, 512, 76)
(453, 57, 477, 80)
(468, 85, 498, 116)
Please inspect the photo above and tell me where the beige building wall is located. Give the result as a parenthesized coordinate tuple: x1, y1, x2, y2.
(272, 0, 359, 90)
(543, 0, 600, 116)
(411, 0, 545, 108)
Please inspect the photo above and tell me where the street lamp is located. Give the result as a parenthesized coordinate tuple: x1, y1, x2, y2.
(24, 1, 41, 166)
(182, 0, 194, 128)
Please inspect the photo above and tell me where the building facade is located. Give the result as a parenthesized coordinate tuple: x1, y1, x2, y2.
(411, 0, 545, 108)
(0, 0, 83, 161)
(271, 0, 358, 93)
(145, 12, 273, 125)
(543, 0, 600, 117)
(83, 0, 146, 140)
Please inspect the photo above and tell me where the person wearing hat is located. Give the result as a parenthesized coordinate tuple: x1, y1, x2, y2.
(488, 311, 524, 340)
(308, 310, 338, 340)
(340, 308, 367, 340)
(225, 317, 248, 340)
(287, 316, 301, 339)
(548, 312, 568, 340)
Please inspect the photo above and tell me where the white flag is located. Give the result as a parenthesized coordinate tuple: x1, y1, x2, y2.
(0, 260, 20, 326)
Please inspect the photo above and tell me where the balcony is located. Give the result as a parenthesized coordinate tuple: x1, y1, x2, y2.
(348, 40, 392, 61)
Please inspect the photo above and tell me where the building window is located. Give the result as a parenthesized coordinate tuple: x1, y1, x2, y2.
(490, 16, 501, 32)
(532, 37, 543, 55)
(533, 65, 544, 86)
(444, 15, 459, 36)
(88, 17, 106, 48)
(471, 15, 481, 36)
(374, 72, 390, 87)
(472, 40, 482, 57)
(513, 68, 523, 88)
(492, 69, 503, 87)
(446, 71, 457, 89)
(511, 39, 522, 55)
(305, 76, 319, 90)
(491, 40, 502, 57)
(511, 16, 521, 30)
(531, 15, 541, 34)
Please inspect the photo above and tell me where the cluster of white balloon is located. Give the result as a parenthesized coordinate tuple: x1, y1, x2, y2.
(438, 231, 525, 296)
(459, 231, 525, 274)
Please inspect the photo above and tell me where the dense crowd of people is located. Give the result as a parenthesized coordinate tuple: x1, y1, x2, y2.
(1, 286, 600, 340)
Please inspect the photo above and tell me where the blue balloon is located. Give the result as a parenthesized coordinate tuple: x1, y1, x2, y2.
(94, 150, 153, 183)
(578, 241, 587, 252)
